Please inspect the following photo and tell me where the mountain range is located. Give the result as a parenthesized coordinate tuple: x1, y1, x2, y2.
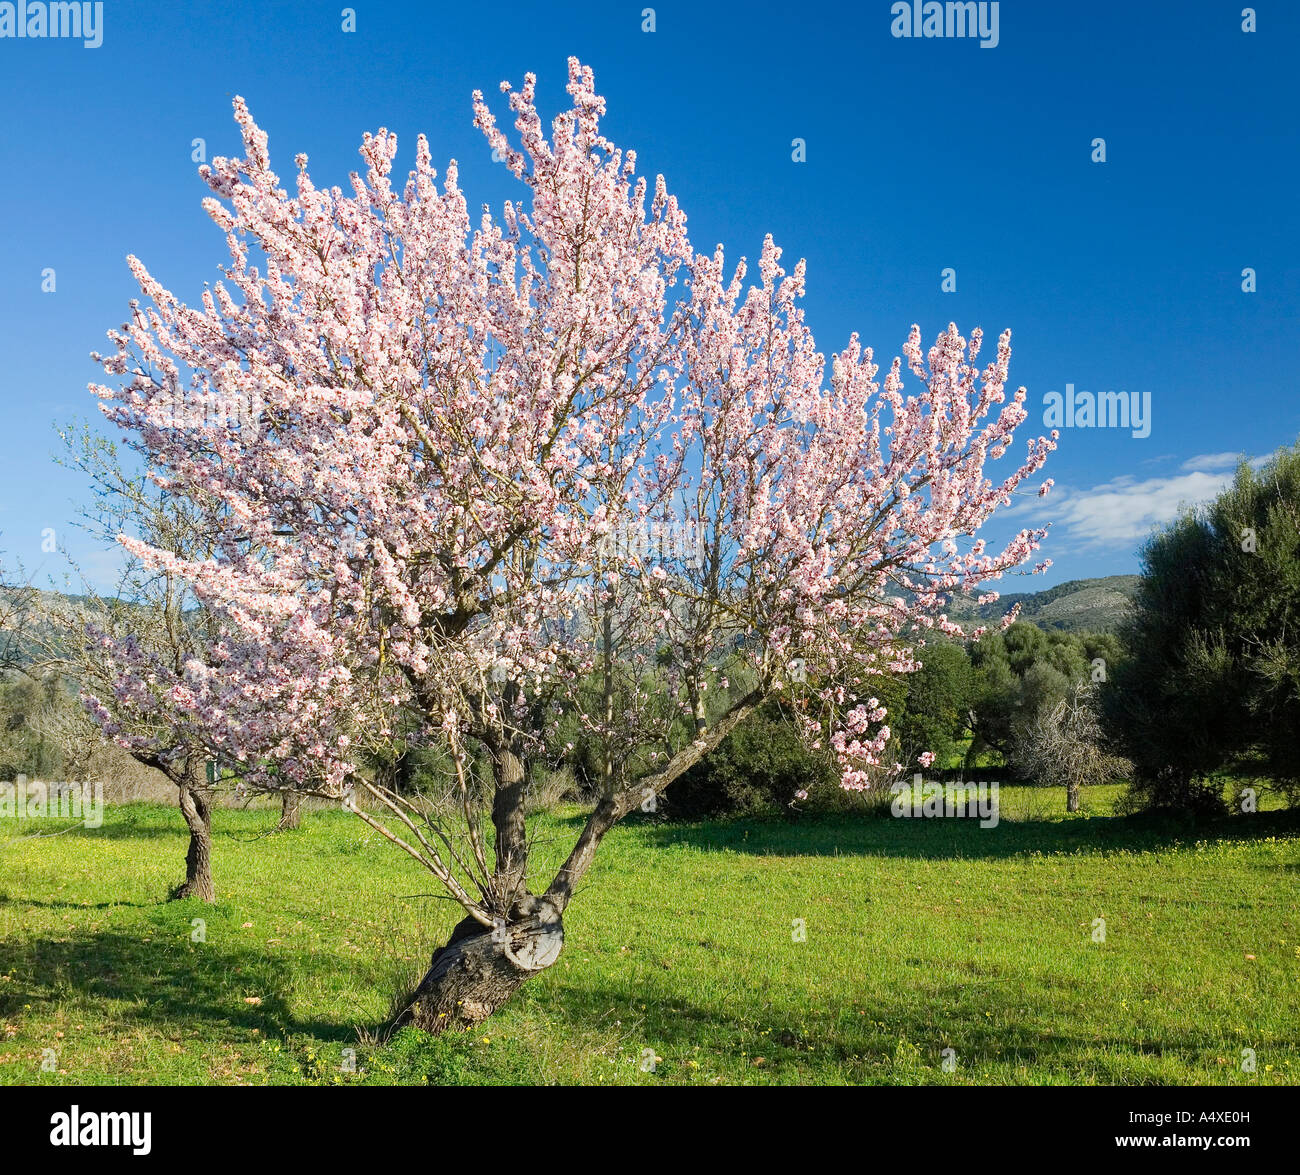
(944, 574, 1140, 634)
(1, 574, 1143, 672)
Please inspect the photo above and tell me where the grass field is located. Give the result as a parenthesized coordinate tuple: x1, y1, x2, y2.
(1, 787, 1297, 1085)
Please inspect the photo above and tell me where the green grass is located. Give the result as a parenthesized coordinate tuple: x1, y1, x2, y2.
(1, 789, 1297, 1085)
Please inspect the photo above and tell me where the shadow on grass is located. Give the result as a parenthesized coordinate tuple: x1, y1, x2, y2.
(522, 973, 1232, 1083)
(0, 895, 152, 911)
(0, 918, 392, 1045)
(627, 808, 1300, 862)
(2, 901, 1255, 1084)
(0, 810, 281, 843)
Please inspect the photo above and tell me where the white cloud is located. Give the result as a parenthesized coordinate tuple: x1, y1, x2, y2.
(1179, 451, 1246, 472)
(1045, 471, 1232, 547)
(1005, 449, 1277, 552)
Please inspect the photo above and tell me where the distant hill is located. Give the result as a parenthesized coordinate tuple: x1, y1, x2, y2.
(2, 574, 1143, 673)
(944, 574, 1140, 634)
(0, 586, 86, 669)
(0, 586, 157, 670)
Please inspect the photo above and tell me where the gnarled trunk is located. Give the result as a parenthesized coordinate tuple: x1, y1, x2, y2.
(403, 688, 766, 1033)
(278, 788, 302, 830)
(1066, 779, 1080, 813)
(410, 893, 564, 1033)
(174, 777, 215, 902)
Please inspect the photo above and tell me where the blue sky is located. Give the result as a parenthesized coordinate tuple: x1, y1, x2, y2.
(0, 0, 1296, 594)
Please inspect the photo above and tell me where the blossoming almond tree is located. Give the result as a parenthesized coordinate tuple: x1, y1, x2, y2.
(40, 428, 227, 901)
(88, 60, 1054, 1030)
(551, 235, 1057, 904)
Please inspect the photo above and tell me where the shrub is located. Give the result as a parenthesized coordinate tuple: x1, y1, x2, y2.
(1103, 443, 1300, 814)
(664, 699, 837, 820)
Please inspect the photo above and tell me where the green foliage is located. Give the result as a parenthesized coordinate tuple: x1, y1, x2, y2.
(546, 660, 701, 799)
(643, 619, 1119, 816)
(893, 641, 974, 770)
(665, 698, 836, 820)
(1019, 661, 1071, 723)
(1104, 443, 1300, 811)
(0, 674, 70, 780)
(966, 622, 1112, 772)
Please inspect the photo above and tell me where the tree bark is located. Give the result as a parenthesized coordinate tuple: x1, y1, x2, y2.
(488, 736, 530, 905)
(1066, 779, 1080, 813)
(278, 788, 302, 830)
(410, 893, 564, 1033)
(405, 688, 764, 1034)
(174, 774, 215, 902)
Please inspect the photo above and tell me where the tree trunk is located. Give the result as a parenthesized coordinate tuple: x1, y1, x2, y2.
(1066, 779, 1080, 813)
(410, 893, 564, 1033)
(488, 736, 530, 906)
(174, 777, 215, 902)
(278, 788, 302, 831)
(403, 689, 763, 1034)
